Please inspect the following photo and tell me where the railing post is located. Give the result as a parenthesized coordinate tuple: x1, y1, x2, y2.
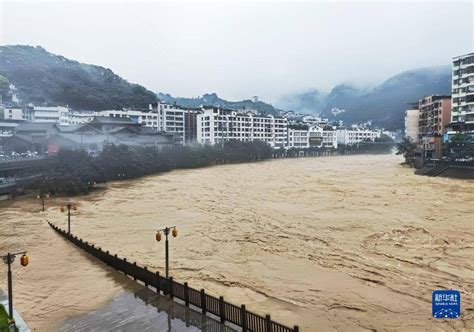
(114, 254, 118, 269)
(184, 282, 189, 306)
(293, 325, 299, 332)
(133, 262, 137, 280)
(240, 304, 247, 332)
(265, 314, 272, 332)
(144, 267, 148, 287)
(156, 271, 160, 294)
(169, 277, 174, 299)
(123, 258, 127, 276)
(219, 296, 225, 323)
(200, 289, 206, 314)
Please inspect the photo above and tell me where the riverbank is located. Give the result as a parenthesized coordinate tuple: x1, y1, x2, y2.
(10, 141, 393, 199)
(1, 154, 471, 331)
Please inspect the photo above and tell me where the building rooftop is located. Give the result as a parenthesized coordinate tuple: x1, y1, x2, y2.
(16, 123, 56, 132)
(91, 116, 138, 125)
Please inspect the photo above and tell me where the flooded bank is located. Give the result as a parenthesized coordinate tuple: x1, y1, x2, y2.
(1, 154, 473, 331)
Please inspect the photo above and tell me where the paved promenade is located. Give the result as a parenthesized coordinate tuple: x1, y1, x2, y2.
(58, 287, 237, 331)
(0, 290, 30, 332)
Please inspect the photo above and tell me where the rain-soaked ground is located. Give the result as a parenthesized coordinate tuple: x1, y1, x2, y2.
(58, 288, 236, 331)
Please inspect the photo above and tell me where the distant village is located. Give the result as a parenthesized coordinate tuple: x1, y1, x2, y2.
(0, 91, 397, 159)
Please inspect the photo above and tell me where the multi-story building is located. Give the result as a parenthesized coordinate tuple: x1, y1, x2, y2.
(197, 108, 288, 148)
(27, 105, 70, 125)
(67, 111, 96, 125)
(451, 52, 474, 137)
(287, 125, 338, 150)
(287, 128, 309, 148)
(336, 128, 381, 145)
(150, 102, 202, 145)
(404, 108, 420, 142)
(1, 107, 27, 122)
(97, 109, 159, 128)
(417, 95, 451, 159)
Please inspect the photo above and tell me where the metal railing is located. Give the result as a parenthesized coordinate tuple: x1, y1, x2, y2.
(47, 222, 299, 332)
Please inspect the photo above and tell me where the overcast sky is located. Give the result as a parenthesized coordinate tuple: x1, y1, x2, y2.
(1, 0, 473, 104)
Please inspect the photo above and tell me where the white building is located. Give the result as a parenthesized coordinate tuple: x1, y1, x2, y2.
(96, 103, 201, 145)
(404, 109, 420, 142)
(97, 109, 158, 128)
(336, 128, 381, 145)
(451, 52, 474, 137)
(287, 128, 309, 148)
(28, 106, 69, 125)
(197, 108, 288, 148)
(2, 107, 27, 121)
(67, 111, 96, 125)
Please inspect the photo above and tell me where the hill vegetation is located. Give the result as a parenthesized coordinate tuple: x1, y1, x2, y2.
(0, 45, 157, 110)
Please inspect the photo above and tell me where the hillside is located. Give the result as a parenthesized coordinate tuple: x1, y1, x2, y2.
(277, 66, 452, 130)
(157, 92, 281, 115)
(0, 45, 157, 110)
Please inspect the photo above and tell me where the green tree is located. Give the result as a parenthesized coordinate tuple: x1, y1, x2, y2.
(396, 137, 417, 165)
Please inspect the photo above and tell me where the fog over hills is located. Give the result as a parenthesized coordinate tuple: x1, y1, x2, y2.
(277, 66, 452, 130)
(0, 45, 157, 110)
(0, 45, 452, 130)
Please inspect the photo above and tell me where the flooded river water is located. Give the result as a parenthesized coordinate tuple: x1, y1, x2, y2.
(0, 154, 473, 331)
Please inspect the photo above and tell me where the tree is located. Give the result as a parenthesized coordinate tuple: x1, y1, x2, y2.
(396, 137, 417, 165)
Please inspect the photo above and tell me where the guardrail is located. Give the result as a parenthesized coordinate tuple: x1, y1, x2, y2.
(48, 222, 299, 332)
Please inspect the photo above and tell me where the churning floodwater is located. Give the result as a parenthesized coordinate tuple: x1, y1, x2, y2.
(0, 154, 473, 331)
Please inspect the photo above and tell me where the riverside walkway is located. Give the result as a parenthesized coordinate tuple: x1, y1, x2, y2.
(58, 287, 236, 331)
(48, 222, 297, 332)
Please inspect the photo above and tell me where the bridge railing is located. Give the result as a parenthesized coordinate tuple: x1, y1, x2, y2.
(48, 221, 299, 332)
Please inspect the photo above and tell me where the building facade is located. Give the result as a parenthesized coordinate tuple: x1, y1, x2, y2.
(27, 106, 69, 124)
(197, 108, 288, 148)
(417, 95, 451, 159)
(451, 52, 474, 137)
(404, 109, 420, 142)
(336, 128, 381, 145)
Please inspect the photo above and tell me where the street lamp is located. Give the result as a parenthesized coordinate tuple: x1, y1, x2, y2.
(60, 203, 77, 234)
(1, 251, 29, 326)
(155, 226, 178, 279)
(36, 192, 50, 212)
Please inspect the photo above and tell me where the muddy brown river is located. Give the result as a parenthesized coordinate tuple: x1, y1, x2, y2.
(0, 154, 473, 331)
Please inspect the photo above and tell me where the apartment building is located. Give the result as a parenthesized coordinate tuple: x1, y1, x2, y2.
(67, 111, 96, 125)
(451, 52, 474, 137)
(2, 107, 27, 122)
(97, 109, 158, 128)
(197, 108, 288, 148)
(150, 102, 202, 145)
(336, 128, 381, 145)
(417, 95, 451, 159)
(287, 128, 309, 148)
(404, 108, 420, 142)
(26, 106, 70, 125)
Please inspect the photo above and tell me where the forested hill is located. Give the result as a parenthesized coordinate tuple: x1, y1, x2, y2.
(0, 45, 157, 110)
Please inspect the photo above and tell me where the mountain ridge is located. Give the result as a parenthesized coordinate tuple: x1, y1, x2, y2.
(0, 45, 157, 110)
(277, 65, 452, 129)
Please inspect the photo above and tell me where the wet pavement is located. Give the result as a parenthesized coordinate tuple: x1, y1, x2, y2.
(58, 287, 238, 332)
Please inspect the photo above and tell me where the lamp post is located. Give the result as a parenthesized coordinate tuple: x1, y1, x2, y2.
(155, 226, 178, 279)
(60, 203, 77, 234)
(1, 251, 29, 325)
(36, 192, 50, 212)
